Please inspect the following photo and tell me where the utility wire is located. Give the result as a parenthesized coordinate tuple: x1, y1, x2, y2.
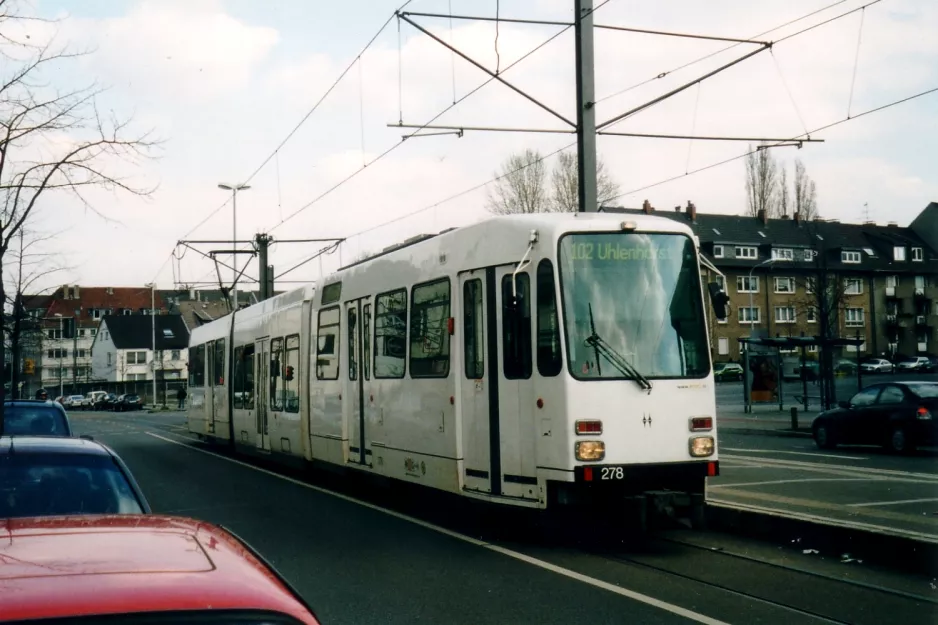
(604, 85, 938, 202)
(268, 0, 611, 235)
(847, 7, 866, 118)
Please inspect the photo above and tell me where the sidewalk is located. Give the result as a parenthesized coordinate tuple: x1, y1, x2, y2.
(718, 405, 814, 438)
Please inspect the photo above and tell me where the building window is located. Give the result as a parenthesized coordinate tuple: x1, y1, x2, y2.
(316, 307, 342, 380)
(807, 307, 817, 323)
(714, 274, 726, 292)
(841, 250, 861, 264)
(77, 349, 86, 358)
(536, 260, 562, 377)
(91, 328, 97, 336)
(774, 277, 795, 294)
(171, 350, 180, 360)
(734, 246, 757, 259)
(738, 307, 760, 324)
(463, 279, 484, 379)
(844, 278, 863, 295)
(717, 337, 729, 355)
(915, 275, 926, 292)
(78, 329, 86, 337)
(736, 275, 759, 293)
(409, 278, 451, 379)
(912, 247, 923, 262)
(894, 246, 906, 261)
(774, 307, 796, 324)
(886, 275, 898, 289)
(803, 249, 814, 262)
(47, 329, 61, 340)
(374, 290, 406, 379)
(772, 248, 794, 261)
(501, 272, 532, 380)
(713, 245, 724, 258)
(845, 308, 865, 327)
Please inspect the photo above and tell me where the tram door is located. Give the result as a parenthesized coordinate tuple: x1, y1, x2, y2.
(205, 341, 216, 433)
(459, 271, 494, 494)
(345, 299, 371, 466)
(254, 339, 270, 451)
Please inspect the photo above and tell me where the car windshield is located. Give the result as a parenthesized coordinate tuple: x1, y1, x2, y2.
(558, 232, 709, 380)
(0, 451, 144, 518)
(907, 383, 938, 399)
(3, 405, 70, 436)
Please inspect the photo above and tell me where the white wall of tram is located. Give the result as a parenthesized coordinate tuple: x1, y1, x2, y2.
(186, 213, 718, 509)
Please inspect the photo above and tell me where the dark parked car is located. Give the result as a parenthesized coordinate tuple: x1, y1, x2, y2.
(0, 436, 151, 518)
(2, 400, 72, 437)
(812, 381, 938, 453)
(119, 394, 143, 411)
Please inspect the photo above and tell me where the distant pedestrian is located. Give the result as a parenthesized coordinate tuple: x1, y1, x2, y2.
(177, 387, 187, 410)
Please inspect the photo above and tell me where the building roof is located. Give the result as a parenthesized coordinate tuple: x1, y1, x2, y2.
(100, 314, 189, 350)
(173, 300, 231, 332)
(28, 286, 166, 328)
(601, 204, 938, 273)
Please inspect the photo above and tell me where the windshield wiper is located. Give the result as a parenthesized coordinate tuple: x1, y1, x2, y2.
(584, 303, 653, 392)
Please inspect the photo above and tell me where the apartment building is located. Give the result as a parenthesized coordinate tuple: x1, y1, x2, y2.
(603, 202, 938, 362)
(90, 314, 189, 382)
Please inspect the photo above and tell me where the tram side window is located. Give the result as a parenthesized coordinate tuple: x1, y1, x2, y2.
(189, 344, 205, 387)
(374, 289, 407, 379)
(536, 259, 562, 377)
(463, 279, 484, 379)
(502, 273, 532, 380)
(270, 338, 283, 411)
(283, 335, 300, 413)
(213, 338, 226, 386)
(240, 344, 255, 409)
(363, 303, 371, 381)
(410, 279, 451, 378)
(316, 307, 340, 380)
(233, 346, 244, 408)
(348, 307, 358, 382)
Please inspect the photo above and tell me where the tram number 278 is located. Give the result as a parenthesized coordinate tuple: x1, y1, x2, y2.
(601, 467, 625, 480)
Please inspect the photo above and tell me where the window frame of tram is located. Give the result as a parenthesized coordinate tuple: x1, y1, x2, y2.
(270, 337, 283, 411)
(502, 272, 532, 380)
(409, 278, 451, 379)
(348, 306, 358, 382)
(464, 279, 484, 379)
(316, 306, 341, 381)
(536, 259, 562, 377)
(232, 344, 255, 409)
(212, 338, 226, 386)
(363, 303, 371, 381)
(374, 288, 407, 379)
(283, 334, 300, 413)
(189, 344, 206, 387)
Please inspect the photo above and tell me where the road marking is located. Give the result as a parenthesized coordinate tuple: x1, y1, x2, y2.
(848, 497, 938, 508)
(721, 454, 938, 482)
(708, 500, 938, 545)
(145, 432, 730, 625)
(721, 448, 868, 460)
(710, 478, 878, 489)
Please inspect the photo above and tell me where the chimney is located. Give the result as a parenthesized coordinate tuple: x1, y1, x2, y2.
(757, 208, 767, 225)
(674, 205, 681, 213)
(73, 285, 79, 300)
(686, 201, 697, 222)
(794, 211, 801, 226)
(642, 199, 654, 214)
(887, 221, 898, 228)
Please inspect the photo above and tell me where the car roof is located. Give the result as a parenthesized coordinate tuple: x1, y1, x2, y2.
(0, 436, 111, 456)
(4, 399, 65, 409)
(0, 515, 320, 624)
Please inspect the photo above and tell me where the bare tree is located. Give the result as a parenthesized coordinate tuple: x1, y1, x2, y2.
(794, 159, 818, 220)
(778, 167, 790, 217)
(744, 145, 779, 218)
(0, 4, 158, 429)
(485, 148, 548, 215)
(549, 150, 621, 212)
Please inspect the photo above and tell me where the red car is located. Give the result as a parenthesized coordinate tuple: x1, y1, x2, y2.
(0, 515, 321, 624)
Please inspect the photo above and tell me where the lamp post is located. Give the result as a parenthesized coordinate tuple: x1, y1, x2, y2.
(54, 313, 63, 398)
(146, 282, 157, 408)
(218, 183, 251, 311)
(748, 258, 776, 334)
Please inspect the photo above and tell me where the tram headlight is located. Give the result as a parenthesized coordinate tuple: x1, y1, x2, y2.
(575, 441, 605, 461)
(689, 436, 715, 457)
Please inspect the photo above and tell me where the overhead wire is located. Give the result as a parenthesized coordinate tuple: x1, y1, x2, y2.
(847, 6, 866, 118)
(267, 0, 612, 235)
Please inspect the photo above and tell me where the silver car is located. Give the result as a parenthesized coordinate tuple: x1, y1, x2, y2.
(860, 358, 893, 374)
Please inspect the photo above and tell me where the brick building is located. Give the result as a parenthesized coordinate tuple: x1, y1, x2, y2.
(603, 202, 938, 363)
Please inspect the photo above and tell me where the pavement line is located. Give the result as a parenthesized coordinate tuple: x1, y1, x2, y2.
(847, 497, 938, 508)
(144, 432, 729, 625)
(721, 448, 868, 460)
(708, 499, 938, 545)
(709, 478, 878, 489)
(721, 454, 938, 482)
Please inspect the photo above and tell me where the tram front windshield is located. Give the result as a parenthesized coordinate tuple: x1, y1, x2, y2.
(558, 232, 709, 380)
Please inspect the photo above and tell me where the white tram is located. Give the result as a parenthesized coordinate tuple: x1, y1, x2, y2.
(187, 212, 725, 519)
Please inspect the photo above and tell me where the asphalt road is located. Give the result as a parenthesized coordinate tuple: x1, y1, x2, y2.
(63, 410, 937, 625)
(715, 371, 938, 409)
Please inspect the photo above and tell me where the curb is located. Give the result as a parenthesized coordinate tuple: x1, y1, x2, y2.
(720, 427, 812, 438)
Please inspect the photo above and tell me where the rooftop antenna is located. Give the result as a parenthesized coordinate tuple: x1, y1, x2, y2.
(863, 202, 869, 222)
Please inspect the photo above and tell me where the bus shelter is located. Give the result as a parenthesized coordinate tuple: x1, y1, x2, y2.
(738, 334, 865, 413)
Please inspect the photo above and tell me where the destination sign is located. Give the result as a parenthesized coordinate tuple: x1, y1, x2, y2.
(567, 241, 673, 262)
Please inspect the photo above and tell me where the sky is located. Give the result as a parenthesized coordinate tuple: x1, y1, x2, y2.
(8, 0, 938, 294)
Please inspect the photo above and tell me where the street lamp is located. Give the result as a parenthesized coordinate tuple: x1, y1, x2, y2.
(146, 282, 157, 408)
(748, 258, 777, 335)
(53, 313, 63, 398)
(218, 183, 251, 311)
